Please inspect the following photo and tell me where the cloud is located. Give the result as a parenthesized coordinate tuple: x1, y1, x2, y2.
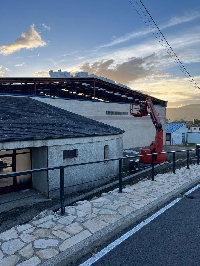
(15, 62, 26, 67)
(166, 11, 200, 28)
(0, 70, 4, 77)
(34, 71, 49, 77)
(132, 76, 200, 107)
(98, 11, 200, 49)
(42, 23, 51, 31)
(80, 54, 164, 84)
(0, 25, 47, 55)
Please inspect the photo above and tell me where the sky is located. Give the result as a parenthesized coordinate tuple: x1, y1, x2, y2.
(0, 0, 200, 108)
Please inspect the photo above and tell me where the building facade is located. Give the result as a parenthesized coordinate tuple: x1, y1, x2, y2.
(35, 97, 166, 149)
(0, 96, 123, 197)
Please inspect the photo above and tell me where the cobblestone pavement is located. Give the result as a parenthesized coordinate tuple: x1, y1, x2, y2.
(0, 164, 200, 266)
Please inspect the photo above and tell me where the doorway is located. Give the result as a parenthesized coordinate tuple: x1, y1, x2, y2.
(0, 149, 32, 195)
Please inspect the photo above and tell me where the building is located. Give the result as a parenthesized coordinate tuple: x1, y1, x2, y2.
(0, 75, 167, 149)
(35, 97, 166, 149)
(0, 96, 124, 197)
(166, 122, 188, 145)
(187, 124, 200, 144)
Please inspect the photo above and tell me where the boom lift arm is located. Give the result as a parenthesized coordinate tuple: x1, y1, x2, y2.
(130, 97, 166, 164)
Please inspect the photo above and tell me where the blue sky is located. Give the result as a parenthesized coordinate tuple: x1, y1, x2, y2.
(0, 0, 200, 108)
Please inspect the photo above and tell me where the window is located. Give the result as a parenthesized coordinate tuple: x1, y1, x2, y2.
(166, 134, 171, 141)
(106, 111, 128, 115)
(63, 149, 78, 159)
(104, 145, 109, 160)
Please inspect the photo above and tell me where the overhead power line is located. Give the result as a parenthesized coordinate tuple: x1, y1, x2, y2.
(128, 0, 200, 89)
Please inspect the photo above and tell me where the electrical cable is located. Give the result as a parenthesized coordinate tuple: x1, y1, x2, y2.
(128, 0, 199, 89)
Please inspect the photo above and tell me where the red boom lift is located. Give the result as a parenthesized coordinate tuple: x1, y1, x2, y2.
(130, 96, 166, 164)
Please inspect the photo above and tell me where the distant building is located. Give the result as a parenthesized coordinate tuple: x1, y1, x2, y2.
(166, 122, 188, 145)
(189, 124, 200, 132)
(187, 124, 200, 144)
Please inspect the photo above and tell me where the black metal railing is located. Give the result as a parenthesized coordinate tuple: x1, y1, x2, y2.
(0, 146, 199, 215)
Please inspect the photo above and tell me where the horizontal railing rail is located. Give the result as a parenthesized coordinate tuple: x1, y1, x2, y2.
(0, 146, 199, 215)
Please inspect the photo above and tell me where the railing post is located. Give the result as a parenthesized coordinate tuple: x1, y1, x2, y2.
(172, 152, 176, 174)
(119, 159, 122, 193)
(196, 144, 200, 165)
(151, 153, 155, 181)
(60, 166, 65, 215)
(186, 150, 190, 169)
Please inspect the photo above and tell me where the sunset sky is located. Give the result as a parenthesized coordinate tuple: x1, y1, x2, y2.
(0, 0, 200, 108)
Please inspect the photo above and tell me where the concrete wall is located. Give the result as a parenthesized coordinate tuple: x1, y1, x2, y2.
(0, 134, 123, 198)
(187, 132, 200, 144)
(34, 97, 166, 149)
(47, 134, 123, 197)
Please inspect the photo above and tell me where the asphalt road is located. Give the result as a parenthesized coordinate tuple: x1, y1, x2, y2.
(85, 187, 200, 266)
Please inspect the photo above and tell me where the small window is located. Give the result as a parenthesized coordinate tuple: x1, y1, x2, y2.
(63, 149, 78, 159)
(104, 145, 109, 160)
(106, 111, 128, 115)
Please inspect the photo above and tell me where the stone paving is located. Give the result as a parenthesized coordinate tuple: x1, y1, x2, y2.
(0, 164, 200, 266)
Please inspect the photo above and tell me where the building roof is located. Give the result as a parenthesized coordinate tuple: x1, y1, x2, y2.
(166, 122, 186, 134)
(0, 96, 124, 142)
(0, 77, 167, 106)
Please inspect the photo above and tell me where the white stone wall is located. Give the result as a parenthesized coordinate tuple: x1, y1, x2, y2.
(0, 134, 123, 197)
(47, 134, 123, 197)
(34, 97, 166, 149)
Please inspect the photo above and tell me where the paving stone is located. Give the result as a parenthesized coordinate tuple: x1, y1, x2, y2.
(85, 213, 97, 220)
(32, 215, 55, 226)
(0, 255, 19, 266)
(52, 230, 70, 240)
(0, 249, 4, 259)
(16, 224, 32, 233)
(117, 205, 136, 216)
(0, 228, 18, 241)
(16, 256, 41, 266)
(98, 209, 118, 215)
(2, 239, 25, 255)
(58, 215, 76, 225)
(18, 243, 34, 259)
(76, 201, 92, 214)
(65, 206, 77, 215)
(36, 248, 59, 259)
(37, 220, 56, 229)
(77, 210, 88, 217)
(59, 230, 92, 251)
(64, 222, 83, 235)
(19, 233, 37, 243)
(33, 229, 55, 238)
(34, 239, 59, 249)
(92, 207, 100, 214)
(52, 224, 64, 231)
(22, 228, 35, 234)
(83, 218, 108, 234)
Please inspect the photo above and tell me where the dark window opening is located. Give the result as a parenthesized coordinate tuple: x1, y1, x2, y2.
(106, 111, 128, 115)
(104, 145, 109, 160)
(63, 149, 78, 159)
(166, 134, 171, 141)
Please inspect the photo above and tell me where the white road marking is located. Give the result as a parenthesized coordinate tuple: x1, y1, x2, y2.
(80, 183, 200, 266)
